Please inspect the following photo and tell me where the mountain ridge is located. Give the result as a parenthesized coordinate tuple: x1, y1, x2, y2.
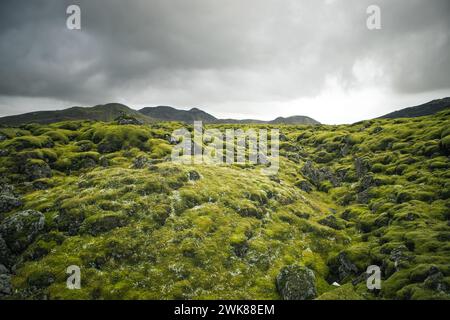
(1, 97, 449, 126)
(0, 104, 320, 126)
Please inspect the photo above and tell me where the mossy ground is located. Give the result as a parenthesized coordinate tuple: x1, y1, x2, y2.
(0, 111, 449, 300)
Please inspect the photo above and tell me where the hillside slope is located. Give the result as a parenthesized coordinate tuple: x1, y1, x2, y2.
(379, 97, 450, 119)
(0, 104, 153, 126)
(0, 110, 449, 300)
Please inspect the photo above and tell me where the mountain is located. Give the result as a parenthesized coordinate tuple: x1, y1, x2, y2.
(0, 104, 320, 126)
(269, 116, 320, 125)
(0, 103, 153, 126)
(140, 106, 320, 125)
(139, 106, 217, 123)
(379, 97, 450, 119)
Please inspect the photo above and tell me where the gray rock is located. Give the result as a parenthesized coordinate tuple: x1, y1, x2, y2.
(24, 161, 52, 181)
(0, 194, 22, 213)
(355, 157, 371, 179)
(0, 134, 6, 142)
(115, 114, 143, 125)
(188, 170, 201, 181)
(132, 156, 149, 169)
(389, 245, 410, 269)
(276, 265, 317, 300)
(301, 161, 340, 187)
(295, 180, 313, 193)
(424, 267, 447, 292)
(335, 252, 359, 282)
(0, 273, 12, 297)
(0, 210, 46, 253)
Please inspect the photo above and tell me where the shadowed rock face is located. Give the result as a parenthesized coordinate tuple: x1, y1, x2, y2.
(276, 265, 317, 300)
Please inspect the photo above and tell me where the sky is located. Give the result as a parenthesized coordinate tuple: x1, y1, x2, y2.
(0, 0, 449, 124)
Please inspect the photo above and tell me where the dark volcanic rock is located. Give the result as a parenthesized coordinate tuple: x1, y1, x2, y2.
(0, 210, 46, 253)
(276, 265, 317, 300)
(329, 252, 359, 282)
(301, 161, 340, 187)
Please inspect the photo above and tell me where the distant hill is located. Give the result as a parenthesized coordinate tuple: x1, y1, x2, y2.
(0, 103, 153, 126)
(269, 116, 320, 125)
(379, 97, 450, 119)
(140, 106, 320, 125)
(139, 106, 217, 123)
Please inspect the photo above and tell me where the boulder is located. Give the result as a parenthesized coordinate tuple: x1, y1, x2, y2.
(0, 194, 22, 213)
(188, 170, 201, 181)
(0, 210, 46, 253)
(115, 114, 143, 125)
(276, 265, 317, 300)
(0, 273, 12, 297)
(24, 161, 52, 181)
(295, 180, 313, 193)
(423, 267, 447, 292)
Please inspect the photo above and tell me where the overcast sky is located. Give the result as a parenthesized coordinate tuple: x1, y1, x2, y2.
(0, 0, 449, 124)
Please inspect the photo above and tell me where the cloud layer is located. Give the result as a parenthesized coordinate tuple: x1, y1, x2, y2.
(0, 0, 449, 123)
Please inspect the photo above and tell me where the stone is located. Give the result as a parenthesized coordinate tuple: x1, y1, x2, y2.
(132, 156, 149, 169)
(115, 113, 143, 125)
(0, 194, 22, 213)
(333, 252, 359, 282)
(295, 180, 313, 192)
(188, 170, 201, 181)
(389, 245, 410, 269)
(276, 265, 317, 300)
(24, 161, 52, 181)
(301, 161, 340, 187)
(0, 273, 12, 297)
(423, 266, 447, 292)
(355, 157, 371, 179)
(0, 210, 46, 253)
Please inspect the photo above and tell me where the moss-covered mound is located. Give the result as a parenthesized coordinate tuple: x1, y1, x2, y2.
(0, 110, 449, 300)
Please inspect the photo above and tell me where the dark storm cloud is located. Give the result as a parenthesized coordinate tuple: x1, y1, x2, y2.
(0, 0, 449, 117)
